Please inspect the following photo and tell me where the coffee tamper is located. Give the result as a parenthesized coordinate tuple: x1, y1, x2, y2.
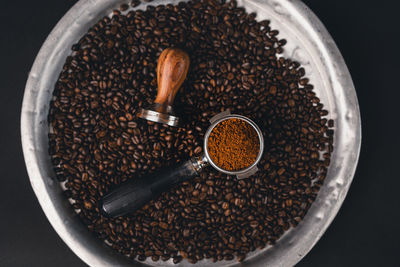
(137, 48, 190, 126)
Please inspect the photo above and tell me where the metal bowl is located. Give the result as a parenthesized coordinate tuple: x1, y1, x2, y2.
(21, 0, 361, 266)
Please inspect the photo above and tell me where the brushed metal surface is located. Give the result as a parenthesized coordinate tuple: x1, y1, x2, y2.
(21, 0, 361, 266)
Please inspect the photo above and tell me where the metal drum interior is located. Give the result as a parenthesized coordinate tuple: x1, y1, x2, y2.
(21, 0, 361, 266)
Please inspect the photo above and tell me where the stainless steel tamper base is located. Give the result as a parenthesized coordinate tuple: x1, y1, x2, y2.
(137, 104, 179, 127)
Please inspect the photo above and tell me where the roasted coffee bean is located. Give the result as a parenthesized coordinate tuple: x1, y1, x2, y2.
(48, 0, 334, 264)
(119, 3, 129, 11)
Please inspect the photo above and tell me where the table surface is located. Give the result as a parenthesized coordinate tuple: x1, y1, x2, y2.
(1, 0, 399, 266)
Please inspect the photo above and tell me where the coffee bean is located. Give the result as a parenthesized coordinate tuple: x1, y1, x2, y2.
(48, 0, 334, 264)
(269, 85, 277, 95)
(119, 3, 129, 11)
(194, 146, 202, 154)
(83, 200, 92, 210)
(250, 220, 259, 228)
(159, 222, 168, 230)
(173, 256, 182, 264)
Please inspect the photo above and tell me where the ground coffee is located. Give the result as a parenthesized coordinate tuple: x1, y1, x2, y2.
(207, 118, 259, 171)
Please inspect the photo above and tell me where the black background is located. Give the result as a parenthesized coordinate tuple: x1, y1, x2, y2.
(1, 0, 399, 266)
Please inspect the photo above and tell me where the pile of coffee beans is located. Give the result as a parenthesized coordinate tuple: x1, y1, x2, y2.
(48, 0, 334, 263)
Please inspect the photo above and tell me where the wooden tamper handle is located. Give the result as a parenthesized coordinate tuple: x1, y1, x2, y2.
(155, 48, 190, 107)
(137, 48, 190, 126)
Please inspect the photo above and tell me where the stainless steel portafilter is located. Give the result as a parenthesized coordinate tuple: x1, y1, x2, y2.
(100, 110, 264, 218)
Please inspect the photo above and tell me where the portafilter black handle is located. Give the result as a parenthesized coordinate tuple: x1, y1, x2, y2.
(100, 156, 207, 218)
